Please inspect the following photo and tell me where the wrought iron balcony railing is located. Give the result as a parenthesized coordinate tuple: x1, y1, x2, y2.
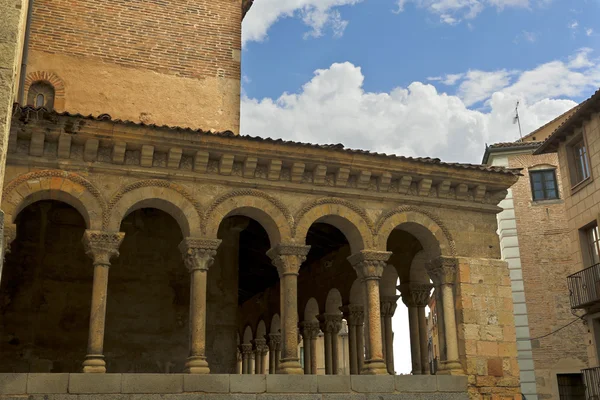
(583, 367, 600, 400)
(568, 263, 600, 309)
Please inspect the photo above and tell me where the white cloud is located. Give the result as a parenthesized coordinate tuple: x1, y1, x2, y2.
(241, 49, 600, 164)
(522, 30, 538, 42)
(395, 0, 543, 25)
(587, 28, 594, 36)
(243, 0, 362, 45)
(569, 20, 579, 29)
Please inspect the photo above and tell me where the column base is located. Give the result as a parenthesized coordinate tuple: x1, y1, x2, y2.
(185, 356, 211, 374)
(82, 355, 106, 373)
(360, 359, 388, 375)
(437, 360, 463, 375)
(276, 359, 304, 374)
(411, 369, 422, 375)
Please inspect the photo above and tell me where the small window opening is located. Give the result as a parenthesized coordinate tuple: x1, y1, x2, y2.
(35, 94, 45, 108)
(27, 81, 55, 109)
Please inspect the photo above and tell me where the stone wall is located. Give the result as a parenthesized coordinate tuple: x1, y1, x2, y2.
(0, 373, 468, 399)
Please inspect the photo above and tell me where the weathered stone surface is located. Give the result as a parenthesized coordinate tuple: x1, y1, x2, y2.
(256, 395, 320, 400)
(121, 374, 183, 393)
(365, 393, 469, 400)
(437, 376, 468, 392)
(69, 374, 122, 394)
(183, 374, 230, 393)
(317, 375, 351, 393)
(27, 374, 69, 394)
(322, 395, 367, 400)
(395, 375, 436, 392)
(350, 375, 395, 393)
(266, 375, 317, 393)
(230, 375, 267, 393)
(0, 373, 27, 394)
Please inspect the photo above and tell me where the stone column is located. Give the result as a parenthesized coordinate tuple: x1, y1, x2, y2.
(301, 321, 320, 374)
(267, 244, 311, 374)
(400, 284, 422, 375)
(0, 223, 16, 282)
(413, 284, 433, 375)
(319, 313, 343, 375)
(81, 230, 125, 373)
(343, 304, 364, 375)
(267, 333, 281, 373)
(426, 256, 462, 373)
(179, 237, 221, 374)
(240, 344, 252, 374)
(253, 338, 267, 374)
(236, 348, 243, 374)
(380, 295, 399, 375)
(347, 250, 391, 375)
(260, 341, 269, 374)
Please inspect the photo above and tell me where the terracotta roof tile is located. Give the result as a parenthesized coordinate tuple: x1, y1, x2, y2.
(12, 104, 519, 176)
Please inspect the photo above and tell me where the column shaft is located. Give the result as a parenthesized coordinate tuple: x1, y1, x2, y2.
(418, 306, 429, 375)
(363, 278, 386, 371)
(441, 284, 460, 368)
(348, 324, 358, 375)
(324, 331, 333, 374)
(408, 306, 422, 374)
(303, 341, 311, 374)
(356, 324, 365, 373)
(384, 316, 394, 374)
(310, 336, 318, 374)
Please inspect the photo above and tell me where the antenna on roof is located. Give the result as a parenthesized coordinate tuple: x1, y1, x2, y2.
(513, 101, 523, 140)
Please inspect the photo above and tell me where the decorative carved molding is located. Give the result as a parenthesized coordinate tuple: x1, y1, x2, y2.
(340, 304, 364, 326)
(347, 250, 392, 280)
(398, 283, 433, 307)
(380, 295, 400, 318)
(317, 313, 343, 334)
(105, 179, 201, 229)
(3, 224, 17, 259)
(239, 343, 253, 356)
(178, 238, 222, 272)
(300, 321, 321, 340)
(202, 189, 293, 235)
(82, 230, 125, 266)
(293, 197, 375, 237)
(267, 243, 311, 277)
(374, 205, 457, 256)
(267, 333, 281, 351)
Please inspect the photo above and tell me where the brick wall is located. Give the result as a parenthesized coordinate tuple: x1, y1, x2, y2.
(508, 152, 588, 399)
(29, 0, 241, 80)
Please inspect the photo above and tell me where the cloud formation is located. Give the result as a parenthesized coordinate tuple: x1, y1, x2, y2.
(241, 49, 600, 164)
(242, 0, 362, 45)
(396, 0, 549, 25)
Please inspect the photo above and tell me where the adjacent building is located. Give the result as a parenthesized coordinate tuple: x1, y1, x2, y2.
(483, 108, 590, 400)
(535, 89, 600, 400)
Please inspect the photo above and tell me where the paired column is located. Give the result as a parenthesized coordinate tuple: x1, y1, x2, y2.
(347, 250, 392, 375)
(179, 237, 222, 374)
(318, 313, 343, 375)
(426, 256, 462, 373)
(380, 295, 399, 375)
(81, 230, 125, 373)
(253, 338, 268, 374)
(301, 321, 320, 374)
(267, 243, 310, 374)
(341, 304, 365, 375)
(239, 344, 253, 374)
(399, 283, 433, 375)
(267, 333, 281, 373)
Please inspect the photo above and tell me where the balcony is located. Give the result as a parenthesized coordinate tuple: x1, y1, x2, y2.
(568, 263, 600, 309)
(583, 367, 600, 400)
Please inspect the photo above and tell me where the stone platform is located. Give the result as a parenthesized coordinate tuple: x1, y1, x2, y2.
(0, 374, 467, 399)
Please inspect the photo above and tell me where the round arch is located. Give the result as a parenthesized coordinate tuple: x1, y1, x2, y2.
(380, 264, 399, 297)
(203, 190, 292, 245)
(325, 288, 343, 314)
(293, 198, 374, 253)
(243, 326, 253, 344)
(256, 320, 267, 340)
(270, 314, 281, 334)
(106, 180, 201, 236)
(409, 250, 432, 284)
(2, 171, 105, 230)
(349, 279, 365, 305)
(304, 298, 320, 322)
(375, 207, 455, 256)
(24, 71, 66, 109)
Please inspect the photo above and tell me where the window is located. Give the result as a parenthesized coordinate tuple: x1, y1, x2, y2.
(26, 81, 55, 109)
(585, 224, 600, 265)
(569, 137, 591, 186)
(557, 373, 585, 400)
(530, 169, 559, 201)
(35, 94, 45, 108)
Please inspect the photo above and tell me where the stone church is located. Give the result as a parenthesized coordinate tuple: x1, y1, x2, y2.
(0, 1, 522, 399)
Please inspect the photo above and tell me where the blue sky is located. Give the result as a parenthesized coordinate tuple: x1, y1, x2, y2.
(240, 0, 600, 164)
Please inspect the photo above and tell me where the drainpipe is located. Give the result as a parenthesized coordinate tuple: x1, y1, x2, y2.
(17, 0, 34, 105)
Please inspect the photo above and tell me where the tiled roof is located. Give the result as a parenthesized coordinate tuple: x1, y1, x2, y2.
(535, 88, 600, 154)
(518, 105, 579, 142)
(242, 0, 253, 18)
(12, 104, 519, 176)
(488, 141, 543, 149)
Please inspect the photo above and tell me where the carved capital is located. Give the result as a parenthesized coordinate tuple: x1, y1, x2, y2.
(178, 238, 221, 273)
(300, 321, 321, 340)
(267, 244, 311, 277)
(380, 295, 400, 318)
(252, 338, 268, 354)
(3, 223, 16, 258)
(267, 333, 281, 351)
(239, 343, 253, 356)
(347, 250, 392, 280)
(82, 230, 125, 266)
(317, 313, 343, 334)
(426, 256, 458, 286)
(340, 304, 364, 326)
(399, 283, 433, 307)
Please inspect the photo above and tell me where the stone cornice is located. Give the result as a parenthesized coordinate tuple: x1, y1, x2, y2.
(9, 113, 517, 208)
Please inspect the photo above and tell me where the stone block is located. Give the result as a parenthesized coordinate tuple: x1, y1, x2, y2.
(27, 374, 69, 394)
(69, 374, 122, 394)
(266, 375, 317, 393)
(395, 375, 436, 392)
(257, 395, 320, 400)
(201, 395, 256, 400)
(230, 375, 266, 393)
(121, 374, 183, 393)
(322, 395, 367, 400)
(436, 376, 468, 392)
(0, 373, 27, 394)
(184, 374, 229, 393)
(366, 394, 468, 400)
(317, 375, 351, 393)
(350, 375, 395, 393)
